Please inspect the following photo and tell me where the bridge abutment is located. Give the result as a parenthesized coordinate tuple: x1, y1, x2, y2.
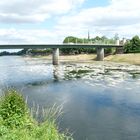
(96, 47, 104, 61)
(52, 48, 59, 65)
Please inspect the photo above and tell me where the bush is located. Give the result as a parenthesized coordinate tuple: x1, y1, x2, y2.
(124, 35, 140, 53)
(0, 90, 31, 128)
(105, 48, 116, 54)
(0, 90, 73, 140)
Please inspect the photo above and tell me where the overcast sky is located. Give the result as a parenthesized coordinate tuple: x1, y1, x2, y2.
(0, 0, 140, 44)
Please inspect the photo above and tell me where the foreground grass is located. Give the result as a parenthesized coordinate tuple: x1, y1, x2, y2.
(105, 53, 140, 65)
(0, 90, 73, 140)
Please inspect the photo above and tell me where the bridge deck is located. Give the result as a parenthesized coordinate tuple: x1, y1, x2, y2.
(0, 44, 123, 49)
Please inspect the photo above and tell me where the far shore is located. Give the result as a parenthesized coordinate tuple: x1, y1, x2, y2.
(104, 53, 140, 65)
(28, 53, 140, 65)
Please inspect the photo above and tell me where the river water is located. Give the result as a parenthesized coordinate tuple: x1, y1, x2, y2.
(0, 56, 140, 140)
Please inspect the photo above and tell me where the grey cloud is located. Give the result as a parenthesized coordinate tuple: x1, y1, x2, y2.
(0, 34, 30, 44)
(56, 0, 140, 38)
(0, 14, 50, 23)
(0, 0, 85, 23)
(0, 0, 48, 15)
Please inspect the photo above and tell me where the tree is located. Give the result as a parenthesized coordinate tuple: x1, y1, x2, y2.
(124, 35, 140, 53)
(114, 33, 119, 40)
(62, 36, 117, 55)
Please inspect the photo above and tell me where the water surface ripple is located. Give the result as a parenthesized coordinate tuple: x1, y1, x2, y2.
(0, 56, 140, 140)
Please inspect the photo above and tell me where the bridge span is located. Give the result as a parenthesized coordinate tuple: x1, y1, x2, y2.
(0, 44, 123, 65)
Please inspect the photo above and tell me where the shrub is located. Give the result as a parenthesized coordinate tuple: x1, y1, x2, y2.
(124, 35, 140, 53)
(0, 90, 73, 140)
(0, 90, 32, 128)
(105, 48, 116, 54)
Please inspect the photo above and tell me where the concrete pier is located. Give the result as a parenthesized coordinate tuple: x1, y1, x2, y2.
(96, 47, 104, 61)
(52, 48, 59, 65)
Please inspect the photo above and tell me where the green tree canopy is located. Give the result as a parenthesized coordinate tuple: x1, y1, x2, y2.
(124, 35, 140, 53)
(61, 36, 116, 54)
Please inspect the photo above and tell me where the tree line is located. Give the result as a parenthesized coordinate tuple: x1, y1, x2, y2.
(61, 36, 117, 55)
(124, 35, 140, 53)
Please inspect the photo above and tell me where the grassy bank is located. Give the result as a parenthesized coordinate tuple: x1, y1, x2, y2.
(29, 53, 140, 65)
(104, 53, 140, 65)
(0, 90, 73, 140)
(27, 54, 96, 62)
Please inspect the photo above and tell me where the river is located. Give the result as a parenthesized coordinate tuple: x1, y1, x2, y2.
(0, 56, 140, 140)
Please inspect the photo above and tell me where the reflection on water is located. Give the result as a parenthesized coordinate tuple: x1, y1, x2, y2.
(53, 66, 60, 82)
(0, 56, 140, 140)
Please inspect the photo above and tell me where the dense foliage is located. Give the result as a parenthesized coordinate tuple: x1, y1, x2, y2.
(0, 49, 51, 56)
(0, 90, 73, 140)
(27, 49, 52, 56)
(61, 36, 116, 55)
(0, 49, 28, 56)
(0, 90, 31, 128)
(63, 36, 116, 44)
(124, 35, 140, 53)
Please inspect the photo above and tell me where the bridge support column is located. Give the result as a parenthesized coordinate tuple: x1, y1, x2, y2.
(96, 47, 104, 61)
(52, 48, 59, 65)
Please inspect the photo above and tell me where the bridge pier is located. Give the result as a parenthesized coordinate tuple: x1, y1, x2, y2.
(52, 48, 59, 65)
(96, 47, 104, 61)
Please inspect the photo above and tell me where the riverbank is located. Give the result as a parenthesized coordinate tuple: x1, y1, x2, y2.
(104, 53, 140, 65)
(0, 90, 73, 140)
(31, 53, 140, 65)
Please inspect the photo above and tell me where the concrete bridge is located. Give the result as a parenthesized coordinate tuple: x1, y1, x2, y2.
(0, 43, 123, 65)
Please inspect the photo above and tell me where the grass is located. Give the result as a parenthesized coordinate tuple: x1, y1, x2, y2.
(27, 53, 140, 65)
(105, 53, 140, 65)
(28, 54, 96, 62)
(0, 90, 73, 140)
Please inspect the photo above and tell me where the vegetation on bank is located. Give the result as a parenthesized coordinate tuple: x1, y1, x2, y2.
(105, 53, 140, 65)
(0, 90, 73, 140)
(61, 36, 117, 55)
(0, 49, 28, 56)
(62, 35, 140, 55)
(124, 35, 140, 53)
(63, 35, 116, 44)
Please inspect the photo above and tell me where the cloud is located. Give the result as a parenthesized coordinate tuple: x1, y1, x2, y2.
(0, 0, 85, 23)
(0, 28, 55, 44)
(0, 0, 140, 44)
(0, 27, 89, 44)
(57, 0, 140, 38)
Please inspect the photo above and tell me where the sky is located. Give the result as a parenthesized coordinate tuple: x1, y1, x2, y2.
(0, 0, 140, 44)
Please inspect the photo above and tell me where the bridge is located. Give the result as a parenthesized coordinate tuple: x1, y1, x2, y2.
(0, 43, 123, 65)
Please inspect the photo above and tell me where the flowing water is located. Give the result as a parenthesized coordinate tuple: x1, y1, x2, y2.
(0, 56, 140, 140)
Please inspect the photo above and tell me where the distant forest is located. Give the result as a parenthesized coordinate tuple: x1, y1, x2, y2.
(0, 49, 27, 56)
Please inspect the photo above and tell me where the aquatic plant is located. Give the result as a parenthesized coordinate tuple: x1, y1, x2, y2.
(65, 69, 94, 80)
